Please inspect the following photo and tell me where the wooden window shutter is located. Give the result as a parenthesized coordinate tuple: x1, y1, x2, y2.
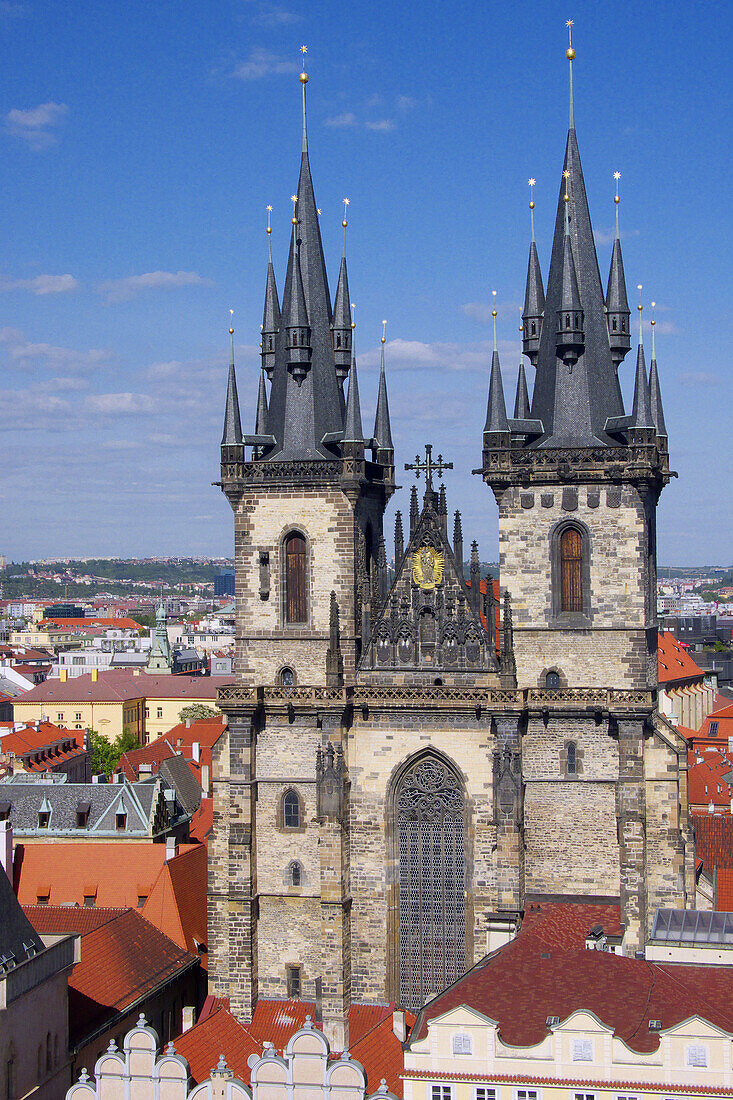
(560, 527, 583, 612)
(285, 533, 307, 623)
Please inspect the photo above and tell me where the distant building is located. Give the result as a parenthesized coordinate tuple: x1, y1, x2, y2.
(0, 722, 90, 782)
(658, 630, 717, 729)
(214, 569, 235, 598)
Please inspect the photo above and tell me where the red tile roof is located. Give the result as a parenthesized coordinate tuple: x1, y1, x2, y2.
(15, 670, 233, 704)
(189, 798, 213, 843)
(117, 738, 177, 780)
(14, 840, 202, 909)
(116, 717, 224, 787)
(717, 868, 733, 910)
(23, 906, 198, 1045)
(411, 929, 733, 1054)
(41, 617, 143, 630)
(25, 906, 124, 935)
(174, 1000, 414, 1094)
(520, 902, 623, 948)
(688, 748, 733, 810)
(658, 630, 705, 684)
(141, 843, 208, 965)
(693, 813, 733, 870)
(0, 721, 84, 757)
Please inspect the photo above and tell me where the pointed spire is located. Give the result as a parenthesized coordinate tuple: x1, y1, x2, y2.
(378, 536, 389, 603)
(222, 314, 243, 446)
(373, 321, 394, 452)
(343, 313, 364, 443)
(394, 510, 404, 565)
(332, 199, 352, 383)
(483, 299, 509, 436)
(254, 368, 268, 437)
(605, 173, 631, 368)
(299, 46, 308, 153)
(453, 510, 464, 579)
(469, 542, 481, 617)
(261, 207, 281, 381)
(555, 175, 585, 366)
(513, 362, 531, 419)
(566, 20, 576, 129)
(649, 305, 667, 438)
(630, 296, 654, 429)
(522, 179, 545, 366)
(283, 222, 311, 385)
(409, 485, 419, 535)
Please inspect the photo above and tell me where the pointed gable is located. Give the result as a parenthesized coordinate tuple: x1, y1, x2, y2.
(360, 490, 496, 676)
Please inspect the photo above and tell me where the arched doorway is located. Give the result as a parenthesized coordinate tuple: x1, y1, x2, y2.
(394, 753, 467, 1010)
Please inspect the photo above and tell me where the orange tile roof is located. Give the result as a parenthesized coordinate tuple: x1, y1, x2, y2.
(117, 738, 177, 780)
(41, 617, 143, 630)
(174, 1005, 260, 1083)
(717, 868, 733, 910)
(0, 721, 84, 755)
(189, 798, 213, 843)
(14, 840, 202, 909)
(688, 749, 733, 809)
(693, 813, 733, 870)
(141, 843, 208, 965)
(658, 630, 705, 684)
(15, 669, 233, 704)
(24, 906, 198, 1045)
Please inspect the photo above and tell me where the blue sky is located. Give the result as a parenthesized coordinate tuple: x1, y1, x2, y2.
(0, 0, 729, 565)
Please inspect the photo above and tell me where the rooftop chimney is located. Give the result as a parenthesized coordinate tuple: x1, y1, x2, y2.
(0, 820, 12, 881)
(392, 1007, 407, 1043)
(166, 836, 178, 861)
(91, 669, 98, 682)
(192, 742, 200, 764)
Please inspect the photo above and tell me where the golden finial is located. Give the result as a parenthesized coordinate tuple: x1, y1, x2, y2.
(229, 307, 234, 336)
(566, 19, 575, 59)
(381, 319, 387, 344)
(351, 302, 356, 331)
(266, 204, 273, 260)
(491, 290, 498, 352)
(613, 171, 621, 238)
(317, 208, 322, 216)
(563, 168, 570, 203)
(291, 194, 298, 226)
(637, 284, 643, 345)
(342, 197, 349, 229)
(528, 178, 536, 242)
(299, 45, 308, 83)
(651, 301, 657, 359)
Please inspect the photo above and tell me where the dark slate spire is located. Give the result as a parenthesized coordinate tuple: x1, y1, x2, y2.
(409, 485, 419, 535)
(332, 203, 352, 385)
(283, 225, 311, 385)
(513, 362, 531, 420)
(555, 190, 585, 367)
(221, 323, 243, 446)
(264, 69, 343, 460)
(522, 185, 545, 366)
(649, 315, 667, 438)
(605, 174, 631, 368)
(253, 368, 269, 457)
(343, 322, 364, 443)
(483, 309, 509, 437)
(373, 326, 394, 452)
(530, 129, 625, 446)
(261, 208, 281, 380)
(469, 541, 481, 617)
(453, 510, 463, 580)
(630, 311, 654, 429)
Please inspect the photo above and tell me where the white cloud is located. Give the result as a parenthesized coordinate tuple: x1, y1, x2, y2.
(0, 273, 78, 295)
(146, 360, 182, 380)
(360, 337, 516, 374)
(253, 5, 299, 25)
(233, 48, 298, 80)
(462, 300, 523, 325)
(44, 376, 88, 392)
(593, 227, 640, 247)
(99, 270, 210, 303)
(2, 329, 112, 373)
(84, 393, 157, 414)
(325, 112, 358, 128)
(365, 119, 395, 132)
(6, 101, 68, 149)
(396, 95, 416, 112)
(679, 372, 720, 388)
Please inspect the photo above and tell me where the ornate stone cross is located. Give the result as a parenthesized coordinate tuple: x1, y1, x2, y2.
(405, 444, 453, 494)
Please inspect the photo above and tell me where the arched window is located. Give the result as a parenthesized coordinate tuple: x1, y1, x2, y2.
(280, 666, 295, 687)
(395, 754, 466, 1011)
(567, 741, 577, 775)
(545, 670, 561, 690)
(284, 532, 307, 624)
(289, 860, 302, 886)
(560, 527, 583, 613)
(283, 789, 301, 830)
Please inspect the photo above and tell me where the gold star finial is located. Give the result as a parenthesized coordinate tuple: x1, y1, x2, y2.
(381, 319, 387, 344)
(566, 19, 575, 57)
(291, 194, 298, 225)
(342, 197, 349, 228)
(228, 308, 234, 338)
(528, 178, 536, 238)
(299, 44, 308, 84)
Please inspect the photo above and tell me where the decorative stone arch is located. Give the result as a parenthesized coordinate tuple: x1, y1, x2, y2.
(385, 748, 472, 1010)
(279, 525, 311, 628)
(277, 664, 297, 687)
(286, 859, 304, 888)
(560, 737, 584, 778)
(539, 666, 568, 690)
(549, 517, 592, 626)
(278, 786, 306, 833)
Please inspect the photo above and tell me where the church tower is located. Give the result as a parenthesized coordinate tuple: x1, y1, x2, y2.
(481, 28, 692, 950)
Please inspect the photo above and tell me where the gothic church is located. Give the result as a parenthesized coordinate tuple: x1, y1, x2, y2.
(209, 40, 694, 1049)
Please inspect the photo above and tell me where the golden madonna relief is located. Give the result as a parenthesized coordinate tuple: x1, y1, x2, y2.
(412, 545, 444, 590)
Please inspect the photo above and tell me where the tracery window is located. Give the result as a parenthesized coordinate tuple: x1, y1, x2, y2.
(567, 741, 577, 775)
(560, 527, 583, 612)
(396, 755, 466, 1011)
(283, 789, 301, 830)
(284, 532, 307, 624)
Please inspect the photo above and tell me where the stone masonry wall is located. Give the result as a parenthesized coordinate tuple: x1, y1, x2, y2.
(233, 485, 360, 686)
(499, 483, 651, 690)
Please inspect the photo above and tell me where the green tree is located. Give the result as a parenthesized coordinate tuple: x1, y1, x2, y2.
(178, 703, 220, 724)
(89, 728, 140, 777)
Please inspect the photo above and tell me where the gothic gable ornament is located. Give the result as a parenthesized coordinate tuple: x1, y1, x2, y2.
(412, 545, 444, 590)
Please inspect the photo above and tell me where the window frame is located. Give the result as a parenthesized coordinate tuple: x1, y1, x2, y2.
(475, 1089, 496, 1100)
(452, 1032, 473, 1055)
(286, 964, 302, 999)
(550, 519, 592, 627)
(283, 529, 309, 627)
(432, 1086, 453, 1100)
(571, 1037, 593, 1062)
(685, 1043, 708, 1068)
(281, 788, 304, 832)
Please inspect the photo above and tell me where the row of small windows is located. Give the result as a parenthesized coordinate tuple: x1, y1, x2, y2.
(434, 1089, 696, 1100)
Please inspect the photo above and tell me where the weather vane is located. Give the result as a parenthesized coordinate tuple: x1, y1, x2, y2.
(405, 444, 453, 494)
(528, 178, 536, 239)
(300, 44, 308, 82)
(291, 194, 298, 225)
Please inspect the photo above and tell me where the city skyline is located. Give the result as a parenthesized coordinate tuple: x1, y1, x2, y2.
(0, 0, 729, 564)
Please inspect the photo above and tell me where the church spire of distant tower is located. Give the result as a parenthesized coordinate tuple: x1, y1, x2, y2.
(373, 320, 394, 456)
(332, 198, 353, 388)
(522, 178, 545, 366)
(606, 172, 632, 368)
(221, 312, 243, 446)
(261, 205, 281, 381)
(483, 294, 509, 438)
(630, 287, 654, 429)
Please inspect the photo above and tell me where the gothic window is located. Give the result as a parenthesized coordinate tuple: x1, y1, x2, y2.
(397, 628, 413, 664)
(284, 532, 307, 624)
(395, 755, 466, 1012)
(280, 666, 295, 686)
(567, 741, 577, 775)
(560, 527, 584, 613)
(612, 317, 617, 331)
(545, 670, 561, 690)
(289, 860, 302, 886)
(283, 789, 301, 830)
(377, 630, 391, 665)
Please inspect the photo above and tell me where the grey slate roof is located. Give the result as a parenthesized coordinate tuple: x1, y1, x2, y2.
(373, 341, 394, 450)
(513, 363, 531, 420)
(159, 754, 202, 816)
(0, 775, 184, 837)
(221, 360, 243, 446)
(529, 127, 625, 446)
(0, 859, 44, 966)
(483, 349, 509, 435)
(649, 356, 667, 437)
(630, 341, 654, 429)
(343, 341, 364, 443)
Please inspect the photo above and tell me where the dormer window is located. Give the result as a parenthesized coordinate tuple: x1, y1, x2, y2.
(38, 811, 50, 829)
(76, 801, 90, 828)
(116, 812, 127, 830)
